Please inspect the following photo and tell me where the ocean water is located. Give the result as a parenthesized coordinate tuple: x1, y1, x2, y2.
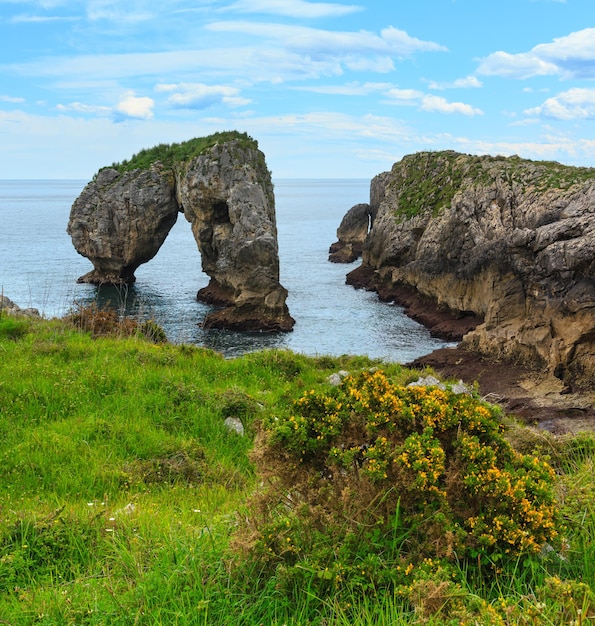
(0, 179, 451, 361)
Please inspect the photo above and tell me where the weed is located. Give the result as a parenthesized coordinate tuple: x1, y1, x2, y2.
(65, 301, 167, 342)
(390, 151, 595, 221)
(0, 317, 28, 339)
(106, 131, 261, 174)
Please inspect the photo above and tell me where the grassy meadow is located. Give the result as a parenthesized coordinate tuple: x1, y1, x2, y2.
(0, 310, 594, 625)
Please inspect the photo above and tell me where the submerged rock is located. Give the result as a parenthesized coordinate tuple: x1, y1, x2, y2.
(342, 151, 595, 391)
(67, 132, 294, 332)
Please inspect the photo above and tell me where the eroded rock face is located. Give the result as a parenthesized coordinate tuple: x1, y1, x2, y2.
(67, 133, 294, 332)
(176, 140, 294, 331)
(328, 203, 371, 263)
(67, 165, 179, 285)
(346, 151, 595, 390)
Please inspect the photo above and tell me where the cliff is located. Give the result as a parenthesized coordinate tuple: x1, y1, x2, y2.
(67, 131, 294, 332)
(345, 151, 595, 391)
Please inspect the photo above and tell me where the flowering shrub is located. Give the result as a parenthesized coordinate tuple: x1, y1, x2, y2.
(238, 369, 560, 596)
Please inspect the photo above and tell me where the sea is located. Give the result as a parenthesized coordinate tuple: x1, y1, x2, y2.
(0, 179, 452, 362)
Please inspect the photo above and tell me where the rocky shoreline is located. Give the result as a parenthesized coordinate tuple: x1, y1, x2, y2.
(345, 267, 595, 433)
(332, 151, 595, 433)
(345, 264, 481, 342)
(409, 343, 595, 435)
(335, 152, 595, 393)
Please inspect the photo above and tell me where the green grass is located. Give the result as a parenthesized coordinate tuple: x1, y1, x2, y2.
(390, 151, 595, 220)
(0, 314, 594, 624)
(105, 130, 259, 174)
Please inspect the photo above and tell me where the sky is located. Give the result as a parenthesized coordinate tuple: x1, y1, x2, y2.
(1, 0, 595, 180)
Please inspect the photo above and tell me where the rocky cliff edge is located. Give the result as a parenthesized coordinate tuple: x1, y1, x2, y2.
(345, 151, 595, 392)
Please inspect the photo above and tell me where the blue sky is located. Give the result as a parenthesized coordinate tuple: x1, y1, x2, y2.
(1, 0, 594, 179)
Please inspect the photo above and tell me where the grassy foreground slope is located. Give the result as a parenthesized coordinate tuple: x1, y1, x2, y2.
(0, 312, 594, 625)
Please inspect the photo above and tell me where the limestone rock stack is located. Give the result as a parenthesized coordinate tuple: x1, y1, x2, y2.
(343, 151, 595, 390)
(67, 132, 294, 332)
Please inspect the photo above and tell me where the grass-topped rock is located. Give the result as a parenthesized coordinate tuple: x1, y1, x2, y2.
(107, 130, 258, 174)
(67, 131, 294, 332)
(386, 151, 595, 220)
(345, 151, 595, 391)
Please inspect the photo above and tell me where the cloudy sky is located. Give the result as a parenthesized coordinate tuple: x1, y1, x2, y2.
(1, 0, 594, 179)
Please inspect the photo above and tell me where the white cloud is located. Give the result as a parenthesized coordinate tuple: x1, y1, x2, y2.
(0, 94, 26, 103)
(524, 88, 595, 120)
(10, 13, 78, 23)
(4, 47, 352, 85)
(427, 76, 482, 90)
(248, 111, 415, 144)
(291, 81, 391, 95)
(206, 22, 447, 57)
(384, 87, 423, 103)
(85, 0, 154, 24)
(508, 117, 541, 127)
(156, 82, 251, 109)
(56, 101, 111, 115)
(454, 136, 595, 164)
(420, 94, 483, 116)
(3, 103, 595, 180)
(477, 51, 559, 79)
(296, 81, 482, 115)
(225, 0, 363, 18)
(477, 28, 595, 80)
(114, 91, 154, 120)
(342, 56, 395, 73)
(55, 92, 156, 120)
(4, 22, 446, 88)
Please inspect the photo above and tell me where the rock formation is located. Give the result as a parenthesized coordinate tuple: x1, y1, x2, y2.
(67, 132, 294, 332)
(67, 165, 179, 285)
(328, 202, 371, 263)
(344, 151, 595, 391)
(175, 137, 294, 331)
(0, 295, 40, 318)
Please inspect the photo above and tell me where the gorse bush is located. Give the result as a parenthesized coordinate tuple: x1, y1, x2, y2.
(237, 369, 560, 597)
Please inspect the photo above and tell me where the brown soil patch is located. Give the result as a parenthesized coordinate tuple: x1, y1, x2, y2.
(408, 346, 595, 434)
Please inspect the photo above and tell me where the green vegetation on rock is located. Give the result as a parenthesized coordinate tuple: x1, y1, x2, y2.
(0, 309, 594, 624)
(391, 151, 595, 220)
(390, 151, 466, 219)
(106, 130, 259, 174)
